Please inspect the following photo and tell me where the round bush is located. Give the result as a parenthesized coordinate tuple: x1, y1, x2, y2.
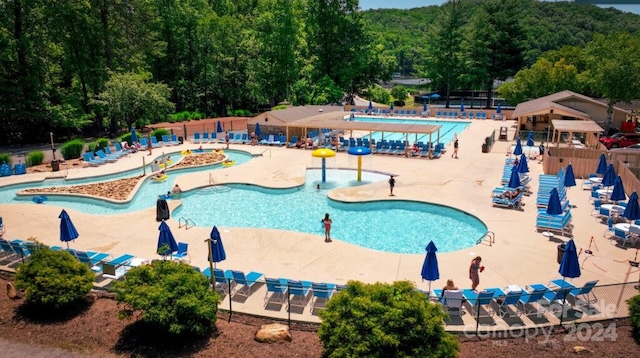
(0, 153, 11, 165)
(14, 245, 94, 309)
(113, 260, 219, 336)
(628, 293, 640, 342)
(319, 280, 459, 357)
(61, 139, 85, 160)
(151, 128, 169, 141)
(26, 151, 45, 166)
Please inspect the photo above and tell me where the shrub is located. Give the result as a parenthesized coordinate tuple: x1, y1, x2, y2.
(151, 128, 169, 141)
(86, 142, 97, 154)
(318, 280, 459, 357)
(272, 105, 288, 111)
(26, 151, 45, 166)
(61, 139, 85, 160)
(14, 245, 94, 309)
(113, 260, 219, 336)
(628, 293, 640, 342)
(0, 153, 11, 165)
(96, 138, 109, 150)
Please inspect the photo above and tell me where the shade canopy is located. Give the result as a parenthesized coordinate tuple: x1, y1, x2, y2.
(508, 166, 521, 189)
(596, 154, 607, 175)
(564, 164, 576, 188)
(623, 191, 640, 221)
(421, 241, 440, 282)
(311, 148, 336, 158)
(347, 146, 372, 155)
(208, 226, 226, 264)
(610, 175, 627, 202)
(59, 209, 79, 247)
(559, 239, 581, 279)
(157, 221, 178, 256)
(513, 138, 523, 156)
(546, 188, 563, 216)
(130, 127, 138, 143)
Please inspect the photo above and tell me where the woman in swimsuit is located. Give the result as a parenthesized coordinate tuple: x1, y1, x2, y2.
(322, 213, 332, 242)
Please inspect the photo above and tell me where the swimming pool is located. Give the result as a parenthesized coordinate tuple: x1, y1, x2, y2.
(173, 169, 487, 254)
(351, 117, 470, 145)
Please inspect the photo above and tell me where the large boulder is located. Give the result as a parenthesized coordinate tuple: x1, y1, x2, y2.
(6, 282, 21, 299)
(254, 323, 292, 343)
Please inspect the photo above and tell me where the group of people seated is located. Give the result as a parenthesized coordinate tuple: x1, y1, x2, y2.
(294, 137, 316, 149)
(495, 188, 522, 200)
(122, 141, 141, 153)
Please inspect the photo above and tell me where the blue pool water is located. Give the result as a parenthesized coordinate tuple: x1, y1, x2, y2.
(173, 169, 486, 254)
(351, 117, 470, 145)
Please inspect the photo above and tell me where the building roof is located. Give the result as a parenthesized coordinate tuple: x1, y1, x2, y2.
(253, 105, 344, 125)
(550, 119, 604, 133)
(512, 90, 630, 119)
(284, 115, 442, 136)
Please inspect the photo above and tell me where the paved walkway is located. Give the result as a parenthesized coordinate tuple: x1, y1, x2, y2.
(1, 115, 638, 329)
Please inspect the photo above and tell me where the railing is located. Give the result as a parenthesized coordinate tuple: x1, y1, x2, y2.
(476, 231, 496, 246)
(261, 148, 271, 158)
(178, 217, 195, 229)
(209, 173, 214, 186)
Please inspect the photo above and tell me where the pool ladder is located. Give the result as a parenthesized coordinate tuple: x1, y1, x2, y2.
(179, 217, 195, 230)
(476, 231, 496, 246)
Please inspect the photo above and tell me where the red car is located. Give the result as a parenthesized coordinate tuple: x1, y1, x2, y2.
(599, 133, 640, 149)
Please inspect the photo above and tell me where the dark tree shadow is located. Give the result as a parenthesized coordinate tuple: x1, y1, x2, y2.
(114, 320, 214, 357)
(14, 300, 92, 324)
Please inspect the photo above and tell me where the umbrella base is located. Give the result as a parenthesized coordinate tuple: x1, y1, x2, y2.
(542, 231, 555, 239)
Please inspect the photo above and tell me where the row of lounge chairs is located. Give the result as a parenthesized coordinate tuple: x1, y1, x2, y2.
(431, 279, 598, 320)
(435, 111, 488, 119)
(492, 158, 529, 209)
(351, 108, 426, 117)
(535, 169, 573, 236)
(82, 141, 137, 167)
(192, 131, 248, 145)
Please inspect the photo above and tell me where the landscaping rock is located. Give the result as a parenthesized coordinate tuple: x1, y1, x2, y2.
(254, 323, 292, 343)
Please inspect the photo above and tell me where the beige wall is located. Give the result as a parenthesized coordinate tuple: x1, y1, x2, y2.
(557, 99, 627, 128)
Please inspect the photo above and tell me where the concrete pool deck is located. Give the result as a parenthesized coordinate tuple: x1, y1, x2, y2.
(1, 117, 639, 327)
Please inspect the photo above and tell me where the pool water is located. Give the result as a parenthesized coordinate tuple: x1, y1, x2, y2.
(173, 169, 486, 254)
(351, 117, 470, 145)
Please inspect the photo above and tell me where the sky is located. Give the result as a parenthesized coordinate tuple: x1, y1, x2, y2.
(359, 1, 640, 15)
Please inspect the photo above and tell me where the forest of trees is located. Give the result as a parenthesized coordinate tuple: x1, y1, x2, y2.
(1, 0, 639, 144)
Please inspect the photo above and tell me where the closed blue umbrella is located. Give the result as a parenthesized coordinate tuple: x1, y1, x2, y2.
(513, 138, 523, 156)
(527, 131, 535, 147)
(368, 101, 373, 110)
(460, 101, 465, 113)
(508, 166, 521, 189)
(564, 164, 576, 188)
(602, 164, 616, 187)
(421, 241, 439, 294)
(596, 154, 607, 175)
(59, 209, 79, 248)
(543, 188, 563, 238)
(130, 126, 138, 143)
(216, 120, 223, 133)
(390, 103, 394, 110)
(423, 101, 427, 112)
(157, 221, 178, 258)
(496, 103, 502, 114)
(517, 154, 529, 174)
(623, 191, 640, 221)
(610, 175, 626, 202)
(208, 226, 226, 268)
(558, 238, 580, 325)
(254, 122, 261, 137)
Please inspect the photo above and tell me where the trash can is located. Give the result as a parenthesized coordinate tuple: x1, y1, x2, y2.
(557, 242, 566, 264)
(482, 143, 489, 153)
(51, 160, 60, 172)
(178, 136, 184, 144)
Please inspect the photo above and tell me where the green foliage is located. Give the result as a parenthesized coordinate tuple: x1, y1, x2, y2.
(61, 139, 86, 160)
(171, 111, 204, 122)
(367, 85, 391, 105)
(629, 294, 640, 342)
(26, 151, 45, 166)
(14, 245, 94, 309)
(272, 105, 288, 111)
(390, 85, 408, 102)
(318, 280, 459, 357)
(231, 109, 252, 116)
(113, 260, 219, 336)
(0, 153, 11, 165)
(151, 128, 169, 142)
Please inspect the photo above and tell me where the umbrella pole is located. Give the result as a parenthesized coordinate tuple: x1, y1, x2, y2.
(428, 281, 432, 296)
(322, 158, 326, 183)
(559, 277, 567, 328)
(357, 156, 362, 182)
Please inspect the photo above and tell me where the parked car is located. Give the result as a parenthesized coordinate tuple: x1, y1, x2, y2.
(599, 133, 640, 149)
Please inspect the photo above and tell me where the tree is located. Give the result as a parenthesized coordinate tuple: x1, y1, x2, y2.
(94, 71, 174, 132)
(14, 245, 94, 309)
(318, 280, 459, 357)
(584, 32, 640, 133)
(391, 85, 408, 103)
(424, 0, 468, 108)
(113, 260, 219, 336)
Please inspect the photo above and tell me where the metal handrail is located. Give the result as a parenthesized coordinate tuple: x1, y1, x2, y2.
(178, 217, 195, 229)
(476, 231, 496, 246)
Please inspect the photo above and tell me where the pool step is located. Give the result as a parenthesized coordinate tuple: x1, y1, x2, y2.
(198, 185, 232, 194)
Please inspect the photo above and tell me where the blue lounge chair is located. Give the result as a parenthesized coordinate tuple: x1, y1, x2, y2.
(463, 288, 500, 317)
(518, 287, 549, 316)
(101, 254, 135, 277)
(170, 134, 181, 145)
(96, 149, 117, 163)
(203, 267, 233, 292)
(311, 282, 335, 311)
(193, 132, 201, 144)
(541, 287, 573, 315)
(264, 277, 288, 305)
(9, 241, 31, 262)
(496, 291, 523, 317)
(139, 137, 149, 148)
(228, 269, 263, 296)
(0, 238, 19, 260)
(568, 280, 598, 305)
(83, 152, 105, 166)
(259, 135, 271, 145)
(468, 112, 475, 119)
(202, 132, 210, 143)
(150, 136, 162, 148)
(103, 146, 124, 159)
(287, 279, 312, 310)
(173, 242, 190, 262)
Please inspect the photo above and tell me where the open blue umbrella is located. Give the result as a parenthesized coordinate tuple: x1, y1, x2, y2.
(460, 101, 465, 113)
(208, 226, 226, 268)
(596, 154, 607, 175)
(430, 93, 440, 100)
(602, 164, 616, 187)
(421, 241, 439, 294)
(130, 126, 138, 143)
(610, 175, 626, 202)
(517, 154, 529, 174)
(59, 209, 79, 248)
(508, 166, 521, 189)
(216, 120, 223, 133)
(496, 103, 502, 114)
(157, 221, 178, 258)
(564, 164, 576, 188)
(527, 131, 535, 147)
(558, 238, 580, 325)
(513, 138, 523, 156)
(623, 191, 640, 221)
(254, 122, 261, 137)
